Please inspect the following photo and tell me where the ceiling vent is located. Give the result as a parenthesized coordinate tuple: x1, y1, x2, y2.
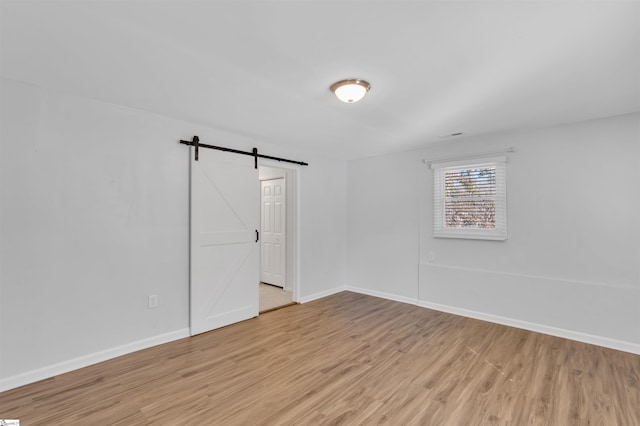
(438, 132, 464, 139)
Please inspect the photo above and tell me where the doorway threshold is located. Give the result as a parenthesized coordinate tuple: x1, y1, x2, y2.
(259, 282, 295, 313)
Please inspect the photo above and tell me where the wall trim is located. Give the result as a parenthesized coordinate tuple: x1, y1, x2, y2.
(347, 286, 418, 306)
(4, 289, 637, 392)
(416, 300, 640, 355)
(347, 285, 640, 356)
(298, 286, 346, 304)
(0, 328, 190, 392)
(422, 262, 635, 290)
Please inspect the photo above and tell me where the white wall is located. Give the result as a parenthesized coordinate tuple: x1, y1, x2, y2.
(0, 78, 348, 389)
(348, 113, 640, 353)
(348, 152, 420, 301)
(299, 156, 348, 301)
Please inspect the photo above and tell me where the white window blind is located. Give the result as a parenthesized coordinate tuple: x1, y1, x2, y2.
(432, 156, 507, 240)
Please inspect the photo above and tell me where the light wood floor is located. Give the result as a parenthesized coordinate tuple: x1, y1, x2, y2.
(1, 291, 639, 425)
(259, 283, 294, 313)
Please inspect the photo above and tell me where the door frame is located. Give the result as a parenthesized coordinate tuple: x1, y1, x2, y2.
(258, 160, 301, 303)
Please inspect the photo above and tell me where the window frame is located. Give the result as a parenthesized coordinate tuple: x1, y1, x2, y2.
(431, 156, 507, 241)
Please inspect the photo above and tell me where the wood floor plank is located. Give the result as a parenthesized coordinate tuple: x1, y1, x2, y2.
(1, 291, 639, 425)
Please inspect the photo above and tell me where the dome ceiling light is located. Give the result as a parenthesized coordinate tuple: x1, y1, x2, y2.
(330, 79, 371, 103)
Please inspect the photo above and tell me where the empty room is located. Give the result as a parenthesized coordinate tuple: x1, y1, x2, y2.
(1, 1, 639, 425)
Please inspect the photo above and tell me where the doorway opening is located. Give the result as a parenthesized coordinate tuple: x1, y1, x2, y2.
(258, 164, 299, 313)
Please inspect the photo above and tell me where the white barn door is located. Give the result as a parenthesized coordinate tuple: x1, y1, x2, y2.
(190, 148, 259, 336)
(260, 178, 286, 287)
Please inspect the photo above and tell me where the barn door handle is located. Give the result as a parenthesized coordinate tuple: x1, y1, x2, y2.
(255, 229, 259, 243)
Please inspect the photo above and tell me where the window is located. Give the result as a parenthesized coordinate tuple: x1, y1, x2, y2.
(432, 156, 507, 240)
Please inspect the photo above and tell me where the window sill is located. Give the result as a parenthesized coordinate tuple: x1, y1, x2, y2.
(434, 232, 507, 241)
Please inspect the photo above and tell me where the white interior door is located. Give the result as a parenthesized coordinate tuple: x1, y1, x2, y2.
(190, 148, 259, 336)
(260, 178, 286, 287)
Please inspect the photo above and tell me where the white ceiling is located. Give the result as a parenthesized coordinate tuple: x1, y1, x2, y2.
(2, 1, 639, 160)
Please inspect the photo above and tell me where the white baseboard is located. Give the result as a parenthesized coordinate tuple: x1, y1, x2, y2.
(418, 263, 640, 355)
(418, 300, 640, 355)
(3, 291, 637, 393)
(0, 328, 190, 392)
(347, 286, 418, 306)
(345, 286, 640, 356)
(298, 286, 346, 304)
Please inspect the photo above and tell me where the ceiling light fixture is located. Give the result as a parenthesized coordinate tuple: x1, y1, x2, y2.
(330, 79, 371, 103)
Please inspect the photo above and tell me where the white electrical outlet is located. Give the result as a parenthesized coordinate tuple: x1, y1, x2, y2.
(148, 294, 159, 309)
(428, 252, 436, 262)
